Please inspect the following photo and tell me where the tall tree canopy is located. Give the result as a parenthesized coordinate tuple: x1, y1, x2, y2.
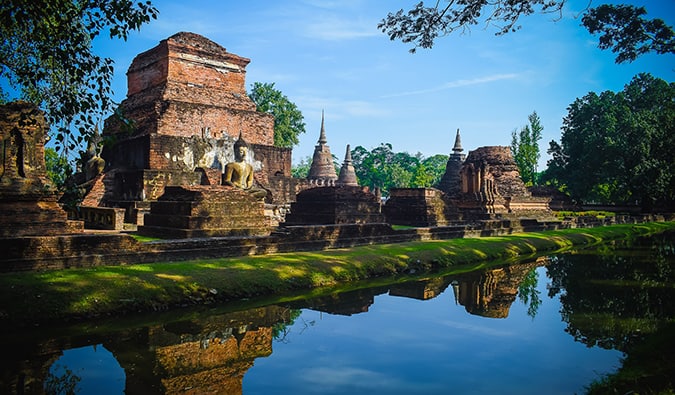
(378, 2, 674, 63)
(511, 111, 543, 186)
(248, 82, 306, 148)
(349, 143, 448, 195)
(546, 73, 674, 210)
(0, 0, 158, 154)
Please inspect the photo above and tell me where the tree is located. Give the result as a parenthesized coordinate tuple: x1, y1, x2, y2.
(546, 73, 675, 209)
(350, 143, 448, 195)
(378, 2, 674, 63)
(511, 111, 543, 186)
(248, 82, 306, 148)
(0, 0, 158, 155)
(422, 153, 449, 187)
(45, 147, 73, 190)
(291, 156, 312, 178)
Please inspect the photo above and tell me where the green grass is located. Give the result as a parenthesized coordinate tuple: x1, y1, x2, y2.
(128, 233, 162, 242)
(1, 222, 673, 327)
(555, 210, 617, 219)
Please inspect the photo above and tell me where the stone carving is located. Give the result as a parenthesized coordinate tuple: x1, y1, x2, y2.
(83, 129, 106, 181)
(222, 133, 267, 199)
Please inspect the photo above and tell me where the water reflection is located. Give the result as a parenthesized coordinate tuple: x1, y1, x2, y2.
(1, 231, 673, 394)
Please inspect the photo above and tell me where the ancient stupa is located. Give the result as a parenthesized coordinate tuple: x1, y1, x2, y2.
(336, 144, 358, 187)
(437, 128, 466, 196)
(306, 112, 337, 186)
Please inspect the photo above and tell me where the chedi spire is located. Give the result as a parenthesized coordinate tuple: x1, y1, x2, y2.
(337, 144, 358, 186)
(307, 111, 338, 185)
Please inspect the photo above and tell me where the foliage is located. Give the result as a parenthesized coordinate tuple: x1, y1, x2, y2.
(291, 156, 312, 178)
(511, 111, 543, 186)
(546, 73, 675, 209)
(350, 143, 447, 195)
(554, 211, 616, 219)
(422, 154, 449, 186)
(546, 231, 675, 394)
(378, 2, 674, 63)
(582, 4, 675, 64)
(248, 82, 306, 148)
(45, 147, 73, 190)
(44, 363, 81, 395)
(0, 0, 158, 155)
(517, 268, 541, 319)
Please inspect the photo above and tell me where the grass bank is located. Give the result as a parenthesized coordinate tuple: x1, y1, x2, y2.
(1, 222, 673, 326)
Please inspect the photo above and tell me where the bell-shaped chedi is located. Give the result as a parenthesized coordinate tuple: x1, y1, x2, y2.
(306, 112, 338, 185)
(0, 102, 83, 236)
(336, 144, 358, 186)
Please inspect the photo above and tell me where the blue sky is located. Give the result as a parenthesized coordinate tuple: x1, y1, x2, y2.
(94, 0, 674, 168)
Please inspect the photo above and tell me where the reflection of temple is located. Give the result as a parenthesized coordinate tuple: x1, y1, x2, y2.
(1, 306, 292, 395)
(453, 259, 544, 318)
(389, 276, 453, 300)
(288, 286, 389, 316)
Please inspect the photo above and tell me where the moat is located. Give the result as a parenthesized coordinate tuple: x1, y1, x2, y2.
(2, 230, 673, 394)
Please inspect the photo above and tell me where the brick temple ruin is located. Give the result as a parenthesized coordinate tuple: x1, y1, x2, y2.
(1, 31, 667, 272)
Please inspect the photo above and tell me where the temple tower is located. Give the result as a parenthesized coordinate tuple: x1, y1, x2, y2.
(306, 112, 337, 185)
(337, 144, 358, 186)
(84, 32, 295, 224)
(437, 128, 466, 197)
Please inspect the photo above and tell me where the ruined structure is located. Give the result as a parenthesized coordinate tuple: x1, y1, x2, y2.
(89, 32, 294, 224)
(437, 128, 466, 196)
(383, 188, 459, 227)
(306, 112, 338, 186)
(138, 185, 269, 238)
(284, 186, 385, 225)
(336, 144, 358, 186)
(0, 102, 82, 236)
(453, 146, 550, 216)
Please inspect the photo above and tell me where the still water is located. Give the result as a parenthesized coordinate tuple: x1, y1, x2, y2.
(2, 231, 674, 394)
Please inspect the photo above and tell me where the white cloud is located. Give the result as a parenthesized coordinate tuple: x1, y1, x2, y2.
(302, 16, 380, 41)
(380, 73, 521, 98)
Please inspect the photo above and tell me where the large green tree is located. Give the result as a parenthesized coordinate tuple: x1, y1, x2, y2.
(378, 2, 674, 63)
(511, 111, 543, 186)
(0, 0, 158, 154)
(248, 82, 306, 148)
(350, 143, 448, 195)
(546, 73, 674, 209)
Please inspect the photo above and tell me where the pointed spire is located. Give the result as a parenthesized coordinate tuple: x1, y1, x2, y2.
(337, 144, 358, 186)
(452, 128, 463, 153)
(318, 110, 327, 144)
(307, 111, 338, 184)
(344, 144, 353, 163)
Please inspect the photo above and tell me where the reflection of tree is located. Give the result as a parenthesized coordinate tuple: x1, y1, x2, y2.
(272, 308, 303, 343)
(586, 321, 675, 395)
(517, 268, 542, 319)
(546, 231, 675, 352)
(548, 231, 675, 393)
(44, 364, 81, 395)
